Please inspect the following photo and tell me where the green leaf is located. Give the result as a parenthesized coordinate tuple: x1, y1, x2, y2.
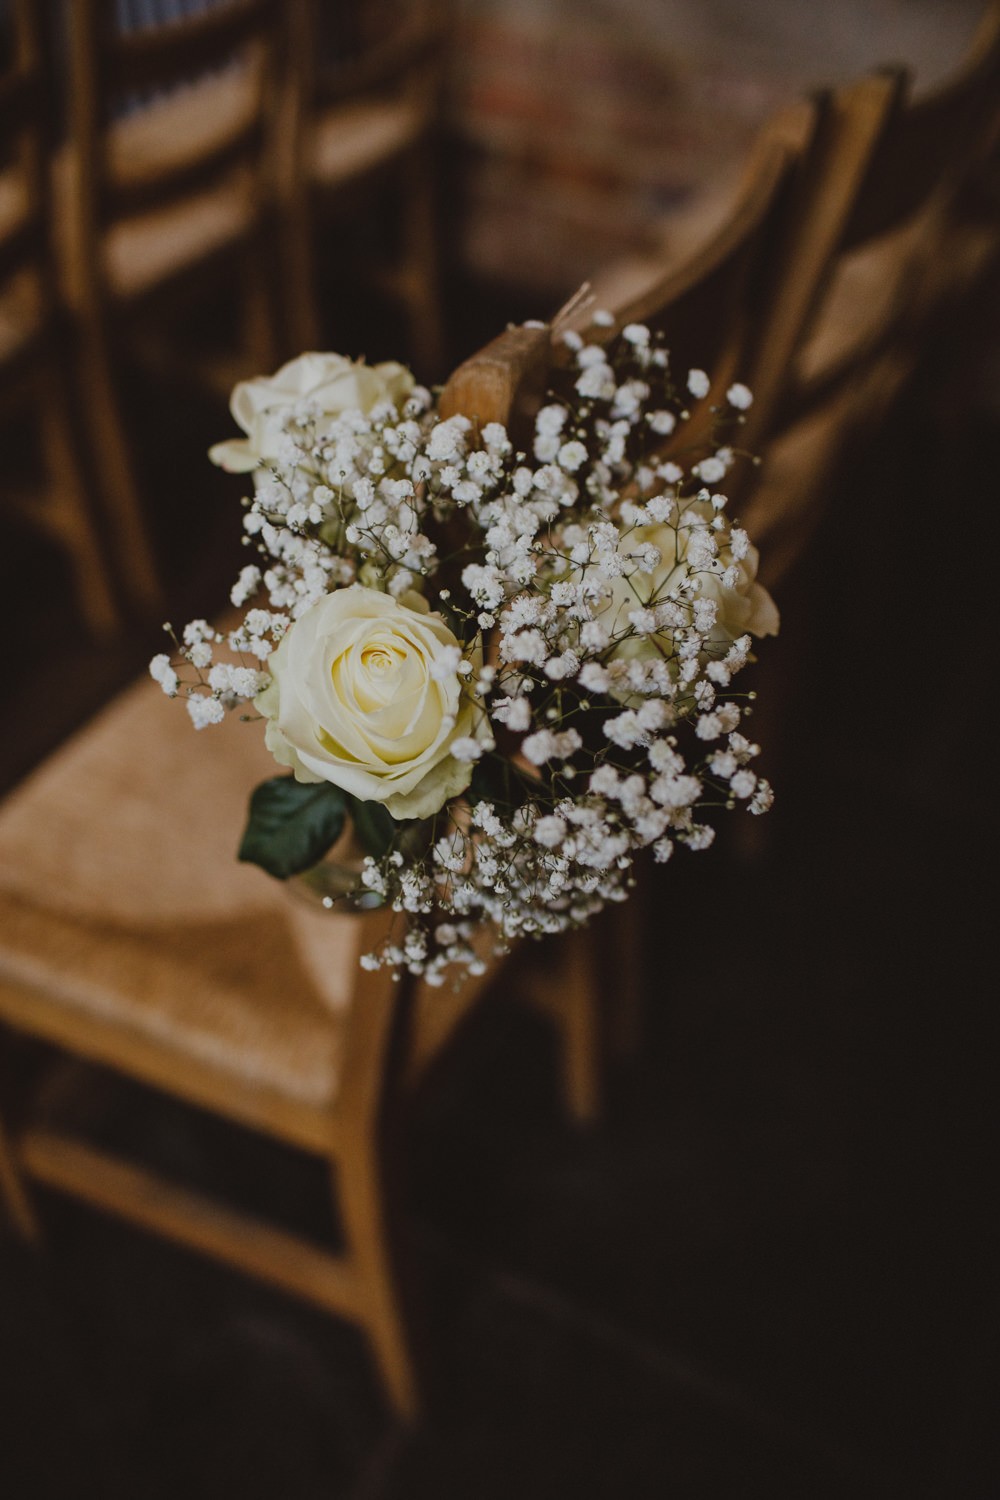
(238, 776, 346, 880)
(347, 795, 399, 859)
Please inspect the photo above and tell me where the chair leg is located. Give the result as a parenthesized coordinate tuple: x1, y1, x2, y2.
(39, 363, 123, 640)
(75, 324, 163, 616)
(603, 893, 646, 1062)
(0, 1095, 41, 1244)
(548, 930, 603, 1127)
(335, 1135, 420, 1421)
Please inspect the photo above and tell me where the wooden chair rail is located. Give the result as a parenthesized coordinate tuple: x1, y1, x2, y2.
(312, 13, 444, 106)
(19, 1128, 364, 1316)
(842, 67, 1000, 250)
(99, 117, 266, 221)
(0, 970, 340, 1157)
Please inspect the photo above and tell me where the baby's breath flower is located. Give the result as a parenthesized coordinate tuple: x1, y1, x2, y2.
(694, 457, 726, 484)
(186, 694, 225, 730)
(149, 655, 178, 696)
(451, 736, 485, 763)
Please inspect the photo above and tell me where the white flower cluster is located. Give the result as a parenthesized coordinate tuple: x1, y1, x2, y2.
(150, 612, 283, 728)
(152, 323, 777, 984)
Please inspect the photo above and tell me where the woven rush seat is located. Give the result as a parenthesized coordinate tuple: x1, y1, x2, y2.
(0, 674, 365, 1119)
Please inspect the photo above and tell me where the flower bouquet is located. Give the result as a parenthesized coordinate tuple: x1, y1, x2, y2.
(150, 316, 778, 984)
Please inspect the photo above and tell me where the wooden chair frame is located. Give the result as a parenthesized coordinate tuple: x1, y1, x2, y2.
(0, 307, 612, 1417)
(441, 94, 822, 472)
(739, 1, 1000, 579)
(0, 903, 428, 1417)
(0, 761, 601, 1426)
(280, 0, 447, 377)
(0, 0, 120, 636)
(62, 0, 289, 615)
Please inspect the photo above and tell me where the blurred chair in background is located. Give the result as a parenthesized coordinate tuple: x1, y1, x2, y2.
(55, 0, 288, 614)
(0, 0, 120, 637)
(574, 1, 1000, 594)
(739, 0, 1000, 584)
(281, 0, 447, 379)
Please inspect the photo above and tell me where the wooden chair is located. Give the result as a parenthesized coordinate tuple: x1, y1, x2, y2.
(56, 0, 288, 614)
(280, 0, 448, 378)
(0, 0, 120, 637)
(438, 102, 827, 1063)
(0, 634, 608, 1419)
(738, 0, 1000, 587)
(563, 4, 1000, 593)
(571, 100, 815, 375)
(0, 308, 612, 1419)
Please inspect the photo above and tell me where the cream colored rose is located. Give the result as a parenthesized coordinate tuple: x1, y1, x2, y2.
(209, 352, 415, 472)
(256, 586, 483, 820)
(604, 507, 779, 658)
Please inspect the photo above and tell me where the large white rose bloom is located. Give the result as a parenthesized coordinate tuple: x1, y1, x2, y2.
(209, 352, 414, 472)
(257, 586, 484, 820)
(605, 508, 779, 661)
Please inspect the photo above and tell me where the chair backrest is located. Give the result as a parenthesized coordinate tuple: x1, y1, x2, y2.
(64, 0, 285, 301)
(288, 0, 445, 114)
(0, 0, 56, 373)
(723, 1, 1000, 583)
(764, 0, 1000, 434)
(440, 96, 821, 446)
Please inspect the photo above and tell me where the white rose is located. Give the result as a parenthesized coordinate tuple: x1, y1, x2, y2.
(256, 585, 484, 820)
(603, 505, 779, 659)
(209, 352, 415, 472)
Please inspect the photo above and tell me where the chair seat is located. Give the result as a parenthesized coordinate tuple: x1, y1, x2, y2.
(311, 95, 428, 187)
(53, 69, 262, 308)
(0, 675, 371, 1111)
